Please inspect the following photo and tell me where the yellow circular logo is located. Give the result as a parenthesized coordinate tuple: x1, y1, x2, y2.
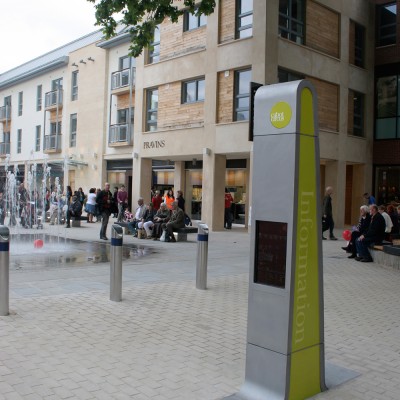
(270, 101, 292, 129)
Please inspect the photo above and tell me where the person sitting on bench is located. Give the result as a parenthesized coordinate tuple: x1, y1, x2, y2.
(66, 195, 82, 228)
(161, 201, 185, 242)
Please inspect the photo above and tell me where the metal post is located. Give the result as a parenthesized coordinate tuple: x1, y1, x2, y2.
(196, 223, 209, 290)
(0, 226, 10, 316)
(110, 224, 123, 302)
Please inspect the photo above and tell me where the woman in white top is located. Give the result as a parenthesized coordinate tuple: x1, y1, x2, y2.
(85, 188, 97, 223)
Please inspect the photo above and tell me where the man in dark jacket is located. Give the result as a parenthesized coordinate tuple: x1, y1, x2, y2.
(96, 182, 114, 240)
(161, 201, 185, 242)
(66, 195, 82, 228)
(322, 186, 337, 240)
(355, 204, 386, 262)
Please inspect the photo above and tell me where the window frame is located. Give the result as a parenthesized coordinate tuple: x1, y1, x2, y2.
(349, 90, 365, 137)
(17, 129, 22, 154)
(145, 88, 159, 132)
(35, 125, 41, 152)
(70, 114, 77, 147)
(376, 2, 397, 47)
(182, 77, 205, 104)
(183, 8, 207, 32)
(148, 26, 160, 64)
(236, 0, 253, 39)
(278, 0, 305, 45)
(71, 71, 79, 101)
(18, 92, 23, 116)
(353, 21, 366, 68)
(278, 67, 305, 83)
(36, 85, 42, 111)
(234, 69, 252, 122)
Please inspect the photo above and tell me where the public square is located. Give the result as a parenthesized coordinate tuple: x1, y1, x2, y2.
(0, 223, 399, 400)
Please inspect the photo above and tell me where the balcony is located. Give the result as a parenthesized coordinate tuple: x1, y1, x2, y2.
(45, 89, 63, 110)
(44, 134, 62, 153)
(0, 105, 11, 122)
(0, 142, 10, 155)
(109, 124, 132, 145)
(111, 68, 136, 92)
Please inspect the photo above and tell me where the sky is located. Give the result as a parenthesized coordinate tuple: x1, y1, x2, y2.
(0, 0, 99, 74)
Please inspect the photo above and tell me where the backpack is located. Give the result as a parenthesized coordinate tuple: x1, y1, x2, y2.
(184, 213, 192, 226)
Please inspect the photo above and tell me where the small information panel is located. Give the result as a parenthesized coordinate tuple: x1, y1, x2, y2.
(254, 220, 287, 288)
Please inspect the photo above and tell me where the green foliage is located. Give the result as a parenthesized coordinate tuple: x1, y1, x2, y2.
(87, 0, 216, 57)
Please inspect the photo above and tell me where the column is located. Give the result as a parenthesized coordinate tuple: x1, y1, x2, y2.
(174, 161, 186, 193)
(202, 153, 225, 231)
(132, 157, 152, 205)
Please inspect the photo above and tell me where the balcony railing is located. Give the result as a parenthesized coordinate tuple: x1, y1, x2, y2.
(111, 68, 136, 90)
(45, 89, 63, 109)
(109, 124, 131, 144)
(0, 105, 11, 121)
(44, 134, 62, 152)
(0, 142, 10, 155)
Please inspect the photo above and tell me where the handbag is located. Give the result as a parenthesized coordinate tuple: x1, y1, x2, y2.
(137, 228, 146, 239)
(160, 230, 168, 242)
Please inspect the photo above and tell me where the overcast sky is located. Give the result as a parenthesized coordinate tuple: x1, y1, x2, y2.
(0, 0, 99, 74)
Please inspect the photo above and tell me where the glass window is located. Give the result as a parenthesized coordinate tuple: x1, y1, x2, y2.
(52, 78, 63, 91)
(35, 125, 41, 152)
(50, 122, 62, 135)
(71, 71, 78, 101)
(349, 90, 365, 137)
(184, 8, 207, 31)
(236, 0, 253, 39)
(36, 85, 42, 111)
(146, 88, 159, 131)
(119, 56, 131, 70)
(377, 3, 397, 47)
(279, 0, 305, 44)
(278, 68, 304, 82)
(18, 92, 23, 116)
(148, 26, 160, 64)
(234, 69, 251, 121)
(354, 22, 365, 68)
(182, 78, 205, 103)
(117, 108, 134, 124)
(70, 114, 77, 147)
(17, 129, 22, 153)
(375, 166, 400, 204)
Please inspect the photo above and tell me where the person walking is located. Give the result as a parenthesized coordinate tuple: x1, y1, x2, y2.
(322, 186, 337, 240)
(224, 188, 234, 229)
(96, 182, 114, 240)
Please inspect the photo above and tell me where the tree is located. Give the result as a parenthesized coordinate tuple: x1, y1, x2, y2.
(87, 0, 216, 58)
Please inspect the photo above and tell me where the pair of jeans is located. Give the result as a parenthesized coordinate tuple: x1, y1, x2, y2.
(355, 238, 374, 260)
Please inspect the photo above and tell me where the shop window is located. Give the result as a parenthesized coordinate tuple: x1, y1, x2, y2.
(184, 8, 207, 31)
(376, 75, 400, 139)
(376, 3, 397, 47)
(279, 0, 305, 44)
(146, 88, 158, 132)
(182, 78, 205, 103)
(234, 69, 251, 121)
(236, 0, 253, 39)
(375, 166, 400, 204)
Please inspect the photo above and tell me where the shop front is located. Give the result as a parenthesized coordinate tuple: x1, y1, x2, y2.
(107, 159, 133, 210)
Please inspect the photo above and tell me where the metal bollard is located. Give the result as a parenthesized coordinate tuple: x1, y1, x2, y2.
(196, 223, 209, 290)
(0, 226, 10, 316)
(110, 224, 123, 302)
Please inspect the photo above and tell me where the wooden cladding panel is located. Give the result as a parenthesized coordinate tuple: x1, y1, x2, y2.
(307, 77, 339, 132)
(306, 1, 340, 58)
(117, 93, 136, 110)
(217, 71, 234, 123)
(219, 0, 235, 43)
(158, 82, 204, 129)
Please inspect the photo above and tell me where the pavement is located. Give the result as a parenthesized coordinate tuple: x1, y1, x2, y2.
(0, 220, 399, 399)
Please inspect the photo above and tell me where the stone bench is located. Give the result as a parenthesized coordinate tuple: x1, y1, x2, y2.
(114, 222, 197, 242)
(370, 243, 400, 270)
(71, 215, 88, 227)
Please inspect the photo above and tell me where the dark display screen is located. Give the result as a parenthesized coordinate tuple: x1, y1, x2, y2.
(254, 220, 287, 288)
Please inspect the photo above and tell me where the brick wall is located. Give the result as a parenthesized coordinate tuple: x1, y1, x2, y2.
(158, 15, 207, 62)
(306, 1, 340, 58)
(307, 77, 339, 132)
(217, 70, 234, 123)
(219, 0, 236, 43)
(117, 93, 136, 109)
(157, 81, 204, 129)
(374, 140, 400, 164)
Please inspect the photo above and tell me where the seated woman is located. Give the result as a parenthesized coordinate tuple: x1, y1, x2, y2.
(137, 202, 157, 238)
(152, 203, 170, 240)
(342, 205, 371, 258)
(386, 204, 399, 235)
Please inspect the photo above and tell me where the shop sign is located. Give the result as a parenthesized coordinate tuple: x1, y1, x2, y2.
(270, 101, 292, 129)
(143, 140, 165, 149)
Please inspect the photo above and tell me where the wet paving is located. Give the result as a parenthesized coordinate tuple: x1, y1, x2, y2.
(9, 233, 156, 271)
